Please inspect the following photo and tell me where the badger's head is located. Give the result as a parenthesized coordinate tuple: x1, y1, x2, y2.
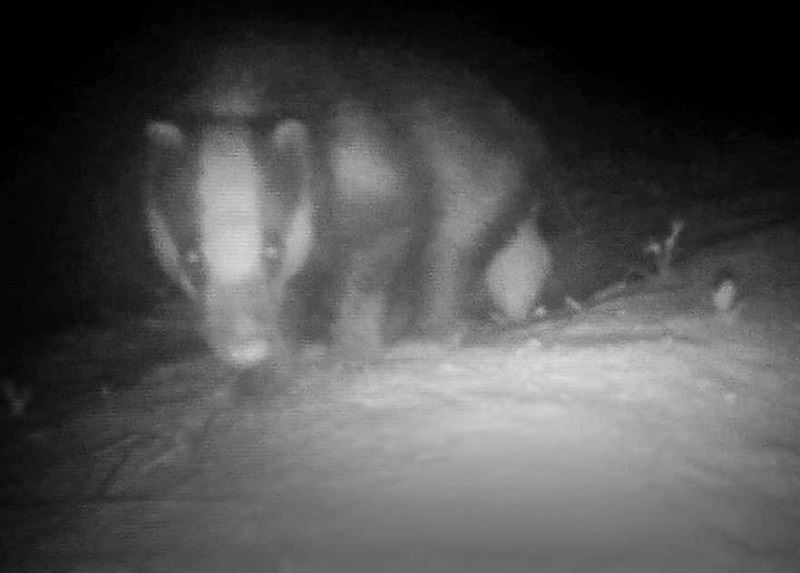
(144, 117, 316, 368)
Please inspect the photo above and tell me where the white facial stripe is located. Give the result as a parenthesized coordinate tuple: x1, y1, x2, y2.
(145, 200, 198, 299)
(278, 188, 314, 289)
(198, 125, 263, 281)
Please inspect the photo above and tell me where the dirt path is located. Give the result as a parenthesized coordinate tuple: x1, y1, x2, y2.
(2, 226, 800, 572)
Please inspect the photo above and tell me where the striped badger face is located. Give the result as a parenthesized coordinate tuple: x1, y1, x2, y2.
(144, 34, 557, 370)
(145, 118, 316, 368)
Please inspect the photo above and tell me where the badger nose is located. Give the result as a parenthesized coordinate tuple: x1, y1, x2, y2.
(214, 312, 273, 368)
(203, 304, 274, 368)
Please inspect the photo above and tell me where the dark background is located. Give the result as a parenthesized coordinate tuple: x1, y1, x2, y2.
(3, 5, 799, 348)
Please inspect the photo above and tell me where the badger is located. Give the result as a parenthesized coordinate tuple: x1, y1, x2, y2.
(144, 30, 553, 369)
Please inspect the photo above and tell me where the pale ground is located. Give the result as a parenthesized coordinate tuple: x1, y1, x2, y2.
(2, 225, 800, 572)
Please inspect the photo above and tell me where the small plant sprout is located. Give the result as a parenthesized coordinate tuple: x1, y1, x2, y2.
(1, 379, 32, 418)
(712, 269, 738, 313)
(645, 218, 685, 278)
(564, 295, 583, 312)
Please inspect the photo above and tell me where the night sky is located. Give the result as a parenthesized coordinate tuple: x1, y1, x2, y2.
(3, 5, 799, 340)
(10, 6, 797, 135)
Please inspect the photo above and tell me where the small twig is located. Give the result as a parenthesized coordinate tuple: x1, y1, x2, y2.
(645, 217, 685, 278)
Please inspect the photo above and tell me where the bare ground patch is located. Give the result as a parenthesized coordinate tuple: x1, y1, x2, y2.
(2, 225, 800, 572)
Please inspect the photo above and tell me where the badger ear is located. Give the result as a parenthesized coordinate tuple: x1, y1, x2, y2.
(146, 121, 185, 152)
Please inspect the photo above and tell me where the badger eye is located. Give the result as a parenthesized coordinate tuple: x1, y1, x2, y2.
(263, 233, 283, 266)
(184, 248, 206, 284)
(185, 249, 201, 266)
